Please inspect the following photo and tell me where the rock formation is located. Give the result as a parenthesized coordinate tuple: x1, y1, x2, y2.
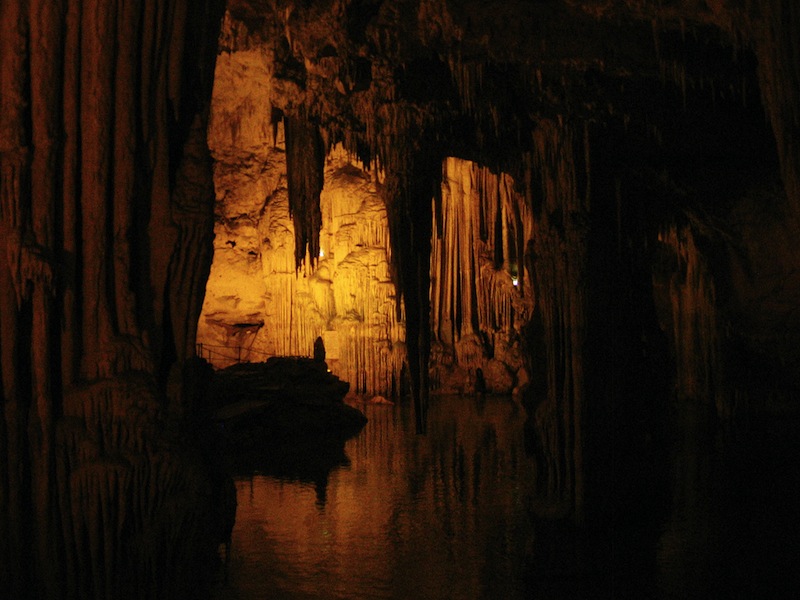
(1, 0, 227, 597)
(3, 0, 800, 596)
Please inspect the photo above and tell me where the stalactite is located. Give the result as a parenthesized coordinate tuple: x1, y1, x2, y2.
(166, 111, 217, 410)
(284, 108, 325, 269)
(201, 116, 404, 396)
(448, 55, 484, 119)
(79, 0, 118, 376)
(111, 0, 141, 342)
(654, 222, 722, 413)
(429, 157, 533, 394)
(378, 127, 440, 429)
(52, 375, 223, 599)
(521, 119, 590, 520)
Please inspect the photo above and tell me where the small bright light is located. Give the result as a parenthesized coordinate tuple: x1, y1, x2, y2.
(319, 248, 325, 258)
(511, 276, 519, 286)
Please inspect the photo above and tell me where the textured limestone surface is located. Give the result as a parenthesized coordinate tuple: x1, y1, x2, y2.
(1, 1, 228, 597)
(199, 62, 405, 393)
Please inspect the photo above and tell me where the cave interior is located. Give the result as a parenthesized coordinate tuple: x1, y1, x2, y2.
(2, 0, 800, 597)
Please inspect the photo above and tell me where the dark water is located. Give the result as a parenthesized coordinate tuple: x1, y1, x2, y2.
(653, 405, 800, 599)
(211, 395, 800, 600)
(212, 395, 536, 600)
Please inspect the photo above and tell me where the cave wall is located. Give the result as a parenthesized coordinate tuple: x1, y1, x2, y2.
(1, 0, 227, 597)
(200, 98, 537, 399)
(198, 136, 405, 395)
(198, 26, 405, 394)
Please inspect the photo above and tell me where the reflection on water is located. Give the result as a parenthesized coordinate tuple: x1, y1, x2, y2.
(210, 393, 800, 600)
(213, 395, 536, 600)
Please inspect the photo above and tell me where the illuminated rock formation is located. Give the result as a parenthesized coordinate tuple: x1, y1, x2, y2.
(430, 157, 533, 395)
(198, 43, 404, 391)
(198, 17, 407, 393)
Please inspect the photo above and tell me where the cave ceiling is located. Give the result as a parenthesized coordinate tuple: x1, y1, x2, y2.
(221, 0, 765, 167)
(211, 0, 797, 341)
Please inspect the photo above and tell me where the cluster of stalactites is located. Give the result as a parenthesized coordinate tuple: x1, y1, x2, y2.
(641, 1, 800, 215)
(430, 157, 533, 365)
(225, 145, 405, 397)
(56, 376, 220, 599)
(648, 15, 755, 109)
(755, 0, 800, 216)
(1, 0, 225, 595)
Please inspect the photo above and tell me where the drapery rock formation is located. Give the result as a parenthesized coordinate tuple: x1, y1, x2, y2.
(1, 1, 228, 597)
(3, 0, 800, 596)
(198, 42, 405, 392)
(430, 157, 534, 396)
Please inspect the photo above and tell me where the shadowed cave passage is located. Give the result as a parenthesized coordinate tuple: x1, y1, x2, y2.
(3, 1, 800, 599)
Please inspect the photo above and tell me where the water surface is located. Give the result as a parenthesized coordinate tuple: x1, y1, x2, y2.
(214, 395, 537, 600)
